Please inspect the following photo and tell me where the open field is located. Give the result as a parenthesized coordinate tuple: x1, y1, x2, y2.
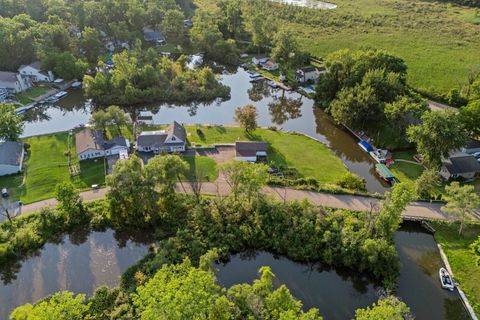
(186, 125, 348, 183)
(432, 222, 480, 315)
(196, 0, 480, 96)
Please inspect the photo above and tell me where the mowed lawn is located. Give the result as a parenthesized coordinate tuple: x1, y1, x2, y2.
(432, 222, 480, 315)
(182, 156, 218, 182)
(186, 125, 348, 183)
(15, 132, 105, 203)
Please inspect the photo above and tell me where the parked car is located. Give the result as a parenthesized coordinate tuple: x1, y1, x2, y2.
(91, 184, 99, 189)
(1, 188, 9, 198)
(472, 152, 480, 159)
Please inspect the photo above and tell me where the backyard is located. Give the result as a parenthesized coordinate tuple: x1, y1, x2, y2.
(182, 155, 219, 182)
(15, 86, 52, 105)
(432, 222, 480, 315)
(390, 151, 424, 185)
(186, 125, 348, 183)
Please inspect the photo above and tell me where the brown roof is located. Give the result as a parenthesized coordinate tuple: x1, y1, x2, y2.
(235, 141, 268, 157)
(75, 128, 104, 154)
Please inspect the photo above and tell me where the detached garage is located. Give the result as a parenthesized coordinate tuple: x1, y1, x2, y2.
(0, 141, 24, 176)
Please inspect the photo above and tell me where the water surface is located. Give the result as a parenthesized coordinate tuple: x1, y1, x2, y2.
(0, 229, 149, 318)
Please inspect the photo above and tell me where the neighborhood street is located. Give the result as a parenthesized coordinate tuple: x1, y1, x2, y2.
(17, 183, 452, 221)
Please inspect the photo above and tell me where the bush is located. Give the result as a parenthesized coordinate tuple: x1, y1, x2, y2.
(337, 172, 367, 191)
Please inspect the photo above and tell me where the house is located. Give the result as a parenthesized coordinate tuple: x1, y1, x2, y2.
(252, 56, 269, 65)
(0, 141, 24, 176)
(143, 28, 166, 45)
(0, 87, 8, 102)
(18, 61, 54, 83)
(0, 71, 31, 93)
(440, 153, 480, 180)
(235, 141, 268, 163)
(462, 139, 480, 155)
(136, 121, 186, 154)
(295, 66, 324, 84)
(137, 111, 154, 125)
(75, 128, 130, 161)
(262, 60, 279, 71)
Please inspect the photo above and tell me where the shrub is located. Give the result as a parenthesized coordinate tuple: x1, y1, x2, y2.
(337, 172, 366, 191)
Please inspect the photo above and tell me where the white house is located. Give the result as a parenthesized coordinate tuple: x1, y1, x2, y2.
(440, 153, 480, 181)
(75, 128, 130, 161)
(295, 66, 324, 83)
(0, 141, 24, 176)
(252, 56, 269, 65)
(262, 60, 279, 71)
(136, 121, 186, 154)
(18, 61, 54, 83)
(0, 71, 31, 93)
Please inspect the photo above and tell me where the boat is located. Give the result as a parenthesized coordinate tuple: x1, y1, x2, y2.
(71, 81, 82, 89)
(53, 91, 68, 100)
(249, 73, 262, 79)
(375, 164, 395, 185)
(358, 140, 374, 152)
(268, 80, 278, 88)
(369, 150, 387, 164)
(45, 96, 58, 103)
(439, 268, 454, 291)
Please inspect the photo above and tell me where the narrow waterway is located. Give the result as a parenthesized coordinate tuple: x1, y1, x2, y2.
(0, 229, 149, 319)
(215, 222, 469, 320)
(21, 68, 388, 193)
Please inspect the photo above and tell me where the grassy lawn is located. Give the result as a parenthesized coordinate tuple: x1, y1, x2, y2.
(182, 156, 218, 182)
(195, 0, 480, 96)
(15, 86, 51, 105)
(186, 125, 348, 183)
(0, 132, 106, 204)
(432, 222, 480, 315)
(390, 161, 424, 184)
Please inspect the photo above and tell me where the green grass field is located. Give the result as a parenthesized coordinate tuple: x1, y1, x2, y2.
(186, 125, 348, 183)
(432, 222, 480, 315)
(196, 0, 480, 96)
(15, 86, 51, 105)
(182, 156, 219, 181)
(1, 132, 106, 204)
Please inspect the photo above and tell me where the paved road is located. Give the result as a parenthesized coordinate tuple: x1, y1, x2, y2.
(18, 183, 451, 221)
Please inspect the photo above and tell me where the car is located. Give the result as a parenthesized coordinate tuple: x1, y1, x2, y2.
(91, 184, 99, 189)
(472, 152, 480, 159)
(1, 188, 9, 198)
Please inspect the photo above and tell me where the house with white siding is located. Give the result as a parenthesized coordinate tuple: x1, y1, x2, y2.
(76, 128, 130, 161)
(136, 122, 186, 154)
(0, 71, 31, 93)
(18, 61, 54, 83)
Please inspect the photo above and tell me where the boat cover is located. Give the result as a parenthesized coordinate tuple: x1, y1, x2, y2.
(358, 140, 374, 152)
(376, 164, 395, 179)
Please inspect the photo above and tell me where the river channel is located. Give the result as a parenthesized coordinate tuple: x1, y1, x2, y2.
(0, 223, 468, 319)
(22, 67, 389, 193)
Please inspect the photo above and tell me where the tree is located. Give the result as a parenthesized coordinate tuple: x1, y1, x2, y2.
(144, 154, 188, 197)
(355, 296, 410, 320)
(42, 51, 88, 80)
(385, 96, 428, 134)
(106, 155, 159, 229)
(219, 160, 269, 202)
(162, 9, 184, 38)
(10, 291, 88, 320)
(81, 26, 103, 64)
(459, 99, 480, 138)
(271, 29, 306, 73)
(89, 109, 109, 135)
(374, 183, 413, 239)
(414, 169, 441, 199)
(471, 236, 480, 265)
(234, 104, 258, 133)
(442, 182, 480, 235)
(407, 109, 468, 168)
(220, 0, 243, 39)
(0, 103, 24, 141)
(244, 6, 275, 54)
(55, 182, 85, 227)
(106, 105, 130, 135)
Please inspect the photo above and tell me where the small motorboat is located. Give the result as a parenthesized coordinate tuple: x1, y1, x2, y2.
(439, 268, 454, 291)
(369, 150, 387, 164)
(54, 91, 68, 100)
(267, 80, 278, 89)
(71, 81, 82, 89)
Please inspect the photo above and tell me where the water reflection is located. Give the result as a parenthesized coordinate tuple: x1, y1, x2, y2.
(268, 92, 303, 125)
(0, 229, 149, 318)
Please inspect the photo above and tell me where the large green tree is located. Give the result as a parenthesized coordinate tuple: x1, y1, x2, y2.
(442, 182, 480, 235)
(459, 99, 480, 138)
(0, 103, 24, 141)
(55, 182, 86, 227)
(271, 28, 306, 73)
(81, 26, 103, 64)
(355, 296, 410, 320)
(407, 109, 468, 168)
(162, 9, 185, 38)
(234, 104, 258, 133)
(144, 154, 188, 197)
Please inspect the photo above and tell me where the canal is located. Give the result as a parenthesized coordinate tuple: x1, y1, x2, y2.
(22, 67, 389, 193)
(0, 223, 468, 319)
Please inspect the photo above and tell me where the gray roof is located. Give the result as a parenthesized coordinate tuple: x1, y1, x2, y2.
(144, 31, 165, 41)
(465, 139, 480, 150)
(137, 122, 186, 148)
(105, 137, 129, 149)
(75, 128, 105, 154)
(0, 71, 18, 84)
(444, 155, 480, 174)
(0, 141, 24, 166)
(236, 141, 268, 157)
(19, 61, 42, 71)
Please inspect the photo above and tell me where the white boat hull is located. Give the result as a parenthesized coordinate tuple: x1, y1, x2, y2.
(439, 267, 454, 291)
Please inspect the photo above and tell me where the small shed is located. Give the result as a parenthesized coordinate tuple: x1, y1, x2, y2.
(235, 141, 268, 163)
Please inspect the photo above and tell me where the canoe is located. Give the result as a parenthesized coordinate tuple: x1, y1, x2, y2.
(439, 267, 454, 291)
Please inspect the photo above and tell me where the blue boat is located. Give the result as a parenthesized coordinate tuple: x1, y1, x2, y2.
(358, 140, 373, 152)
